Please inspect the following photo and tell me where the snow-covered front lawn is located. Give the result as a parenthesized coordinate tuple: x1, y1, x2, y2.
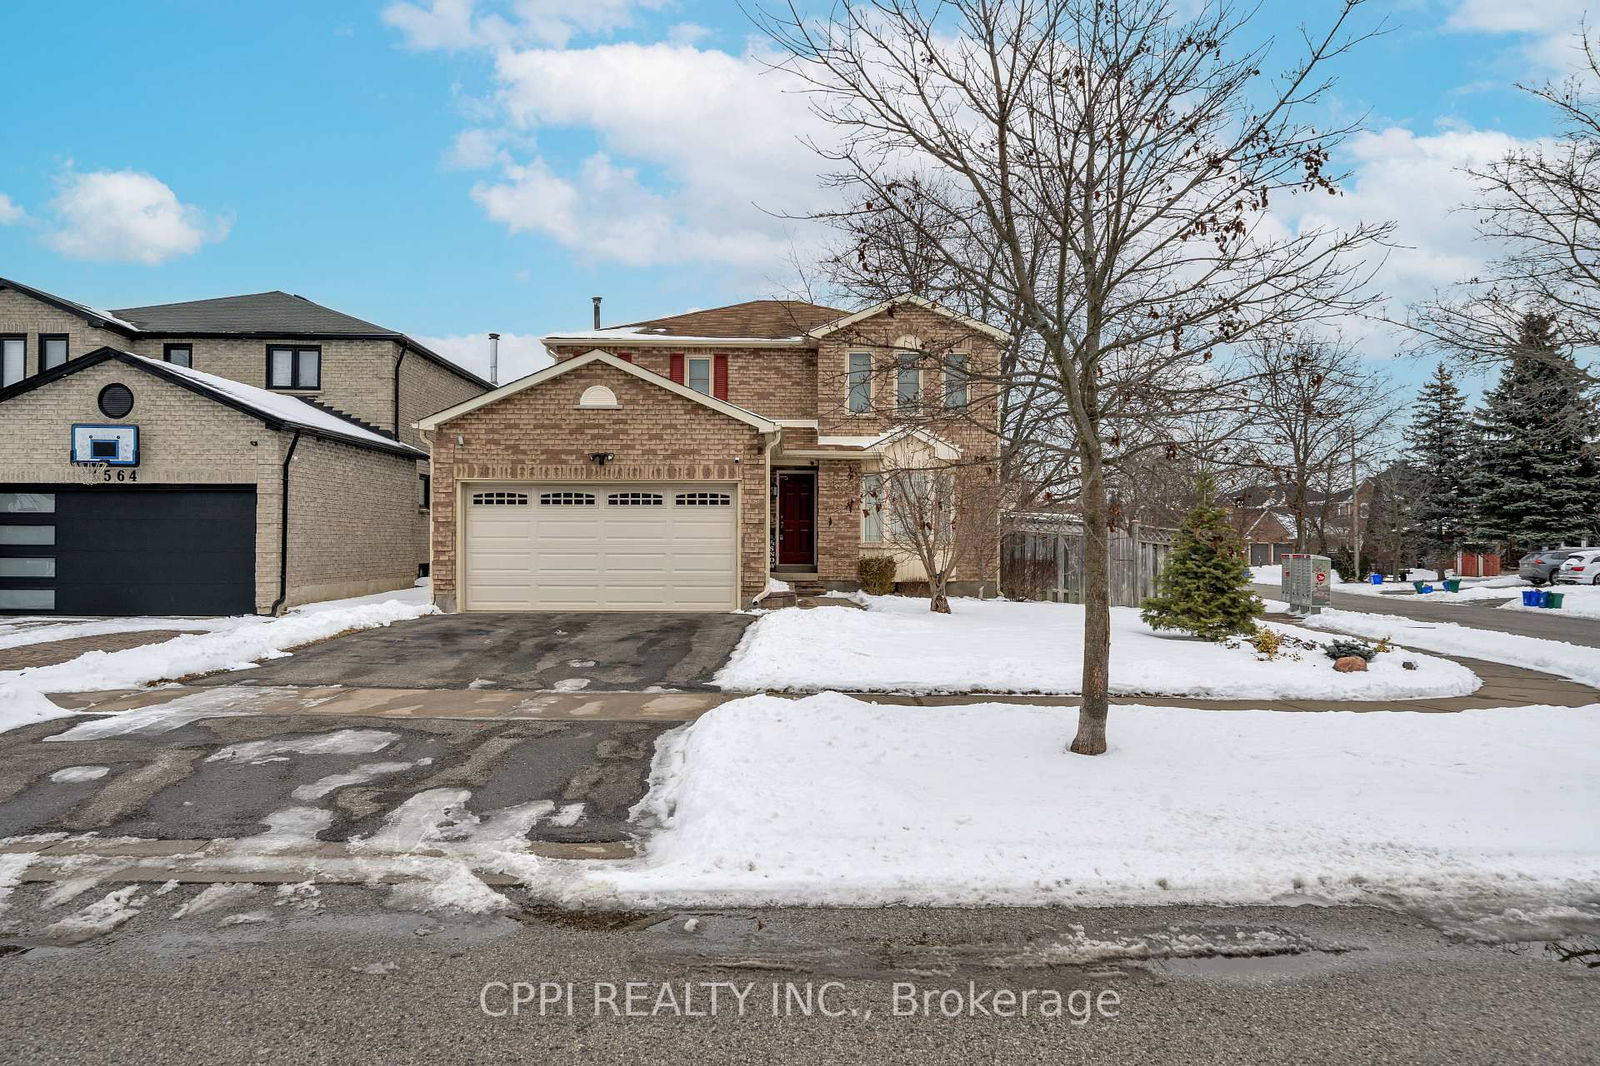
(578, 693, 1600, 907)
(0, 584, 437, 734)
(714, 596, 1478, 699)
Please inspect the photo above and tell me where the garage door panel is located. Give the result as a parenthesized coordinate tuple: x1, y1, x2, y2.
(0, 487, 257, 616)
(464, 482, 737, 611)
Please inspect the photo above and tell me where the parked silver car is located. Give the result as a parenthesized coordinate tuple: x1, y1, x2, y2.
(1519, 548, 1584, 585)
(1555, 549, 1600, 585)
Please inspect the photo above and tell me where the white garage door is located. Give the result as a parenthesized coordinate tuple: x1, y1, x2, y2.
(463, 483, 740, 611)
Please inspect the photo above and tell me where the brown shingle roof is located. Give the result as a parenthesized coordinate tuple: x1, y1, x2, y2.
(611, 299, 848, 340)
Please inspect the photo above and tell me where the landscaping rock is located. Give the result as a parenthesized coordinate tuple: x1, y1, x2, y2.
(1333, 655, 1369, 673)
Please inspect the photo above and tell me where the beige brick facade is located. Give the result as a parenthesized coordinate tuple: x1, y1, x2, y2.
(542, 303, 1002, 592)
(428, 360, 769, 611)
(0, 289, 136, 377)
(0, 359, 425, 613)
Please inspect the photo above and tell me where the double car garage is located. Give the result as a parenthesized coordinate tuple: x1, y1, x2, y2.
(0, 486, 257, 616)
(461, 482, 740, 612)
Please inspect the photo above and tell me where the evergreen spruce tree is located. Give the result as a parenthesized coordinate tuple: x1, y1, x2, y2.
(1404, 363, 1473, 574)
(1142, 474, 1262, 640)
(1470, 314, 1600, 555)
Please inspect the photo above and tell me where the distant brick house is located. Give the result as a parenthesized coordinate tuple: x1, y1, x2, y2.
(0, 277, 489, 614)
(420, 296, 1005, 612)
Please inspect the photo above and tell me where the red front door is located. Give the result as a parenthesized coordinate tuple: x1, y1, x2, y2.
(776, 473, 816, 566)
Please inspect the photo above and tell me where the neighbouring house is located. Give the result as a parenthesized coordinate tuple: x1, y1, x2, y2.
(418, 296, 1005, 612)
(0, 277, 491, 615)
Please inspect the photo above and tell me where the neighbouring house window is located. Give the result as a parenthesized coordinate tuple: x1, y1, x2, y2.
(848, 353, 872, 412)
(687, 357, 712, 396)
(39, 335, 68, 373)
(944, 354, 968, 407)
(164, 343, 193, 367)
(896, 352, 920, 408)
(861, 473, 884, 543)
(419, 473, 431, 510)
(1, 335, 24, 387)
(267, 345, 321, 389)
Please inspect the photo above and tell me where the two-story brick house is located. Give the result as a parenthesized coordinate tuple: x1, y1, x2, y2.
(0, 277, 490, 615)
(419, 296, 1005, 612)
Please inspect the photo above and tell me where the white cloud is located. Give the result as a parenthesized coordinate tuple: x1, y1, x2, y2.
(383, 0, 668, 51)
(45, 170, 229, 265)
(445, 128, 510, 170)
(0, 194, 23, 224)
(414, 330, 552, 383)
(1445, 0, 1591, 75)
(465, 41, 829, 269)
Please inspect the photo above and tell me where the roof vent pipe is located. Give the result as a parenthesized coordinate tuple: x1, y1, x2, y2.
(592, 296, 602, 329)
(488, 332, 500, 385)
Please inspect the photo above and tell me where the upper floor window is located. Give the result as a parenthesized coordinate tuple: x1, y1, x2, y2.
(944, 353, 968, 408)
(164, 343, 193, 368)
(686, 357, 713, 396)
(896, 352, 920, 408)
(267, 345, 321, 390)
(39, 335, 68, 373)
(1, 335, 24, 387)
(848, 353, 872, 413)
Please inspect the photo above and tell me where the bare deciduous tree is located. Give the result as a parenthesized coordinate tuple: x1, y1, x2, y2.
(757, 0, 1390, 754)
(1410, 28, 1600, 384)
(1238, 332, 1395, 554)
(863, 440, 1006, 612)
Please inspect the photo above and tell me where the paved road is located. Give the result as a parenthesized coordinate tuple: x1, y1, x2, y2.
(0, 889, 1594, 1065)
(205, 611, 756, 691)
(1254, 583, 1600, 648)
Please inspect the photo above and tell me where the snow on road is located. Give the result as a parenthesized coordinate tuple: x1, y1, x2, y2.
(577, 693, 1600, 908)
(1302, 608, 1600, 689)
(715, 596, 1479, 699)
(0, 585, 437, 734)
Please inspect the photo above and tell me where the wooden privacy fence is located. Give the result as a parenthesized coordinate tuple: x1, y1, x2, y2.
(1002, 515, 1175, 607)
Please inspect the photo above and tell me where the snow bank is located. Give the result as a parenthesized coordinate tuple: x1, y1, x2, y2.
(0, 589, 437, 734)
(580, 694, 1600, 907)
(1303, 608, 1600, 689)
(1501, 584, 1600, 619)
(715, 596, 1478, 699)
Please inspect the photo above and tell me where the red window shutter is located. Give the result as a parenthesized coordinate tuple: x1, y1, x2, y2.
(713, 354, 729, 400)
(669, 353, 685, 383)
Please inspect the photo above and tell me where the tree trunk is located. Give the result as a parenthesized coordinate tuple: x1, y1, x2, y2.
(930, 588, 951, 613)
(1070, 450, 1111, 756)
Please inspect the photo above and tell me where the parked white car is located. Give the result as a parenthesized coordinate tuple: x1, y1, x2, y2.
(1555, 549, 1600, 585)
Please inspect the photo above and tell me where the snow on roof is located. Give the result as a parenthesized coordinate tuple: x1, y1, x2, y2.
(129, 355, 424, 456)
(543, 325, 809, 345)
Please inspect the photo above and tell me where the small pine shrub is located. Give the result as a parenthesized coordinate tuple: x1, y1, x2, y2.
(1141, 474, 1262, 640)
(858, 556, 898, 595)
(1322, 637, 1378, 662)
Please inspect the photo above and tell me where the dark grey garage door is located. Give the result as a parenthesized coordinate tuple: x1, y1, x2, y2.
(0, 486, 257, 616)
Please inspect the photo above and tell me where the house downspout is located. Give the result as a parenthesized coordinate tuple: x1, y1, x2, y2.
(270, 429, 303, 616)
(760, 429, 781, 604)
(392, 345, 408, 440)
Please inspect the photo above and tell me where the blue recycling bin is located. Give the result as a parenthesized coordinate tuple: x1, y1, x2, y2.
(1521, 589, 1545, 608)
(1369, 573, 1384, 585)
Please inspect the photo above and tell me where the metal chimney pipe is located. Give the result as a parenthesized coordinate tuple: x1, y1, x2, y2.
(592, 296, 602, 329)
(488, 332, 500, 385)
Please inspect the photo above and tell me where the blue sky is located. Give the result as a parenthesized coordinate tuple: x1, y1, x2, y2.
(0, 0, 1588, 381)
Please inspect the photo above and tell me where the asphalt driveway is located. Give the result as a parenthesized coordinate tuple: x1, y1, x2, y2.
(200, 611, 756, 692)
(0, 709, 666, 845)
